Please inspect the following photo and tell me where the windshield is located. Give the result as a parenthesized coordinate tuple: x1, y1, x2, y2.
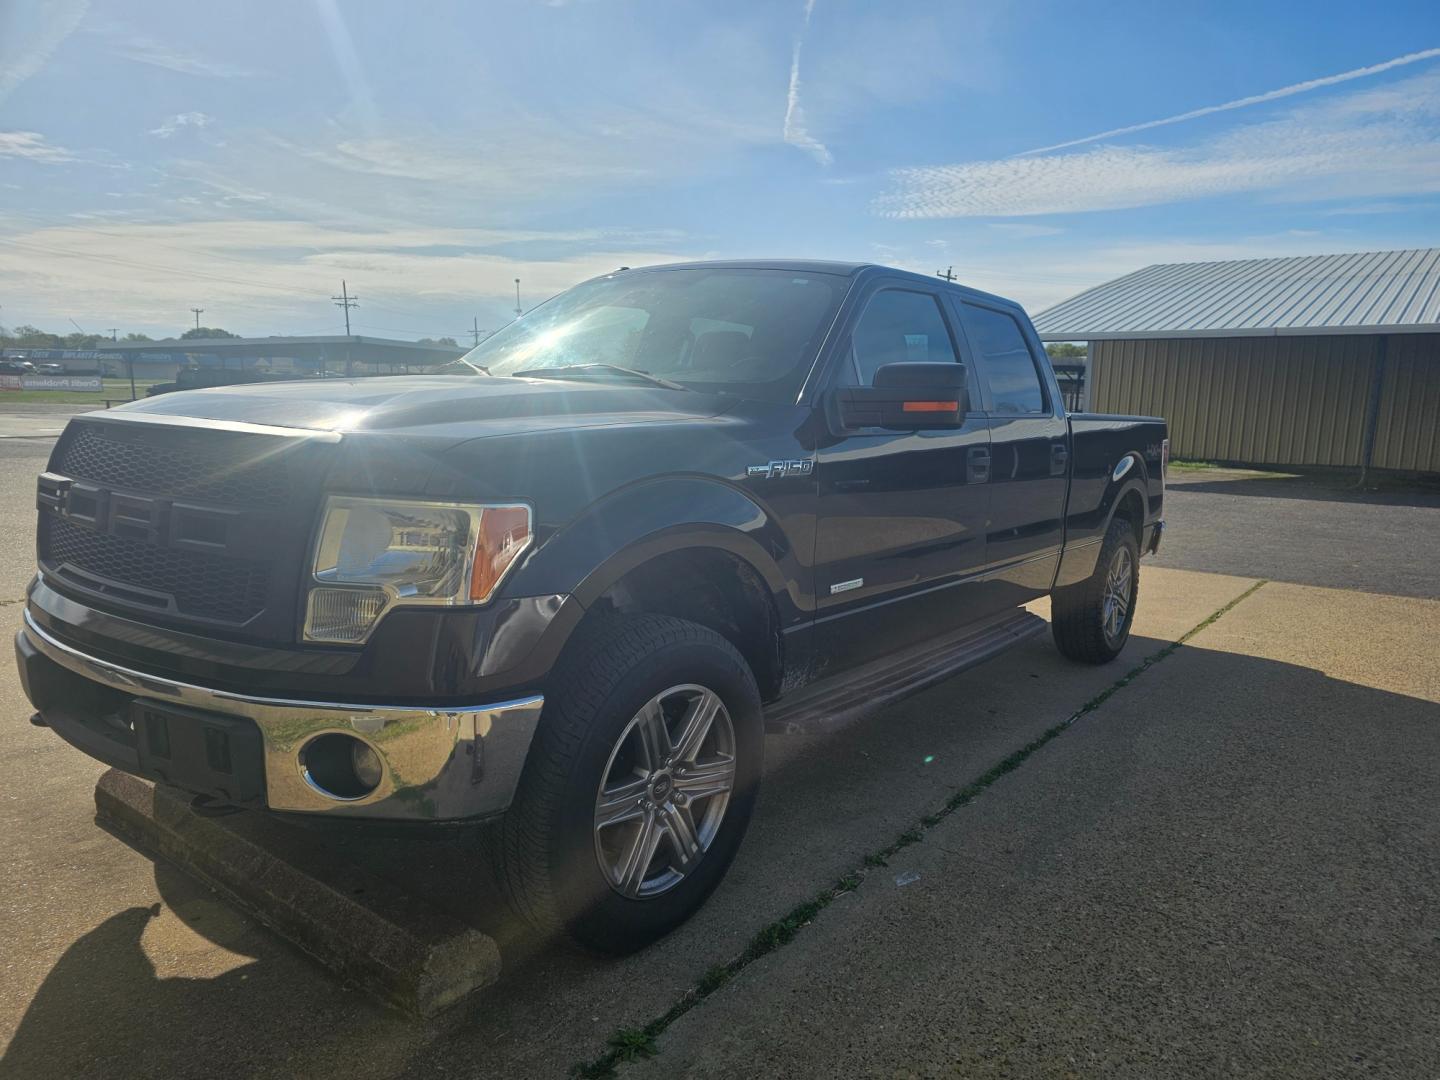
(454, 268, 845, 402)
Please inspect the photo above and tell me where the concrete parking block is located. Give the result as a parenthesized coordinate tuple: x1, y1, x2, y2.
(93, 769, 501, 1018)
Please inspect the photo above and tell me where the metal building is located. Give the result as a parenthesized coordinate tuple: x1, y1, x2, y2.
(1034, 249, 1440, 474)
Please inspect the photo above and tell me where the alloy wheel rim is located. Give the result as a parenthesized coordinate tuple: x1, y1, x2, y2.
(593, 684, 736, 899)
(1102, 546, 1134, 644)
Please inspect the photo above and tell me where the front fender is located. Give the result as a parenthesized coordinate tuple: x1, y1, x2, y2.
(504, 476, 807, 625)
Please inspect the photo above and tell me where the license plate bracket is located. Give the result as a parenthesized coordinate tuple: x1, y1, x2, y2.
(131, 700, 266, 806)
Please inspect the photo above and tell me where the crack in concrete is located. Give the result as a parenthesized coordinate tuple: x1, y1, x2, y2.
(574, 579, 1270, 1078)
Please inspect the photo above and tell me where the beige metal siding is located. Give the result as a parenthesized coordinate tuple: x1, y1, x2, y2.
(1089, 335, 1386, 468)
(1372, 335, 1440, 473)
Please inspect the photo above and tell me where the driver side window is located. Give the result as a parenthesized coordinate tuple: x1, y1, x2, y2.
(843, 289, 960, 386)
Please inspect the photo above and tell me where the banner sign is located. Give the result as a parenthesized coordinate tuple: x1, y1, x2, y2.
(0, 349, 122, 362)
(0, 375, 103, 391)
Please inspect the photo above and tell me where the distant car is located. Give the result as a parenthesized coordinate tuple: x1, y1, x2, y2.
(36, 363, 65, 375)
(0, 360, 36, 375)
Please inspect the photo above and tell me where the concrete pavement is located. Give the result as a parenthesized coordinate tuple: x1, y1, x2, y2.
(0, 404, 98, 441)
(626, 581, 1440, 1078)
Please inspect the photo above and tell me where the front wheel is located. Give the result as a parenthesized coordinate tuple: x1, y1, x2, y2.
(1051, 516, 1140, 664)
(491, 614, 762, 953)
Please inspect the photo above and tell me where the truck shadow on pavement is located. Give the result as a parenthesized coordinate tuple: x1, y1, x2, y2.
(0, 861, 417, 1080)
(1170, 472, 1440, 507)
(5, 634, 1438, 1079)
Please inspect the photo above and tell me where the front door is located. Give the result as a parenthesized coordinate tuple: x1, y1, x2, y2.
(812, 283, 992, 673)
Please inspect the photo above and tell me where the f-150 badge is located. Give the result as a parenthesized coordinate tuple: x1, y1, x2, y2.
(747, 459, 814, 480)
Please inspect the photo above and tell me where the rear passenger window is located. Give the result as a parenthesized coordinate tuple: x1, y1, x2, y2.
(845, 290, 959, 386)
(963, 304, 1046, 414)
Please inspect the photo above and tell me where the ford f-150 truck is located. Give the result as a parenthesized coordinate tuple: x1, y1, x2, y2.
(16, 261, 1166, 951)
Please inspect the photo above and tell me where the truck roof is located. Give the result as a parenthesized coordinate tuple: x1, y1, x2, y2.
(620, 259, 1023, 312)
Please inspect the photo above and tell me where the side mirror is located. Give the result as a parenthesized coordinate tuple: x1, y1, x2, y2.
(829, 362, 971, 431)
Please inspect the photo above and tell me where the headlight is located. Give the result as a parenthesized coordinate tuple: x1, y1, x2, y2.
(303, 497, 532, 643)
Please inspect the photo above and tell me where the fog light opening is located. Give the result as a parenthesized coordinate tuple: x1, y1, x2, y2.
(300, 733, 383, 800)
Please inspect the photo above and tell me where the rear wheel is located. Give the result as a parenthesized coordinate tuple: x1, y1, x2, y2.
(492, 614, 762, 953)
(1051, 515, 1140, 664)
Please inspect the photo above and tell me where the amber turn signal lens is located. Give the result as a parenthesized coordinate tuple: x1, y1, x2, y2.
(901, 400, 959, 412)
(470, 505, 532, 602)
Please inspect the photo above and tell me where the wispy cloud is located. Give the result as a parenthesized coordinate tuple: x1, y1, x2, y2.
(312, 0, 379, 133)
(1019, 47, 1440, 156)
(148, 112, 214, 139)
(0, 0, 88, 106)
(876, 72, 1440, 219)
(1320, 200, 1436, 216)
(103, 26, 260, 78)
(0, 131, 76, 164)
(0, 219, 693, 334)
(988, 222, 1066, 238)
(783, 0, 832, 166)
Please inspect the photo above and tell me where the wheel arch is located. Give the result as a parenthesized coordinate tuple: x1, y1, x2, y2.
(505, 477, 801, 699)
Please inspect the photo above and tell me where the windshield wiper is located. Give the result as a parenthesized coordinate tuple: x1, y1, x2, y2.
(512, 364, 688, 391)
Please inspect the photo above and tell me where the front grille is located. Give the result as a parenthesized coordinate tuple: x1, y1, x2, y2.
(55, 424, 292, 508)
(46, 516, 270, 624)
(39, 418, 335, 641)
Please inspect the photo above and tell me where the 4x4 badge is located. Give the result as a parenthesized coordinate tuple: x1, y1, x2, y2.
(746, 459, 813, 480)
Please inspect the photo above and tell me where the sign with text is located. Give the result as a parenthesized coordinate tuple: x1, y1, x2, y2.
(0, 375, 103, 392)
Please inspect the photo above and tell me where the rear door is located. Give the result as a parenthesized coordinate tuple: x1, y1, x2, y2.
(953, 300, 1069, 610)
(812, 281, 992, 670)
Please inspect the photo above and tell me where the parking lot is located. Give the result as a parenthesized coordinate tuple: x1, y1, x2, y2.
(1, 405, 1437, 1078)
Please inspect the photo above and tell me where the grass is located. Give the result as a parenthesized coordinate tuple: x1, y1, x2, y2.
(569, 579, 1269, 1078)
(1167, 459, 1219, 471)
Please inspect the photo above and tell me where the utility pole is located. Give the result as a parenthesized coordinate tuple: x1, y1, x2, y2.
(514, 278, 522, 318)
(937, 266, 957, 283)
(331, 281, 358, 335)
(105, 328, 118, 341)
(331, 281, 359, 376)
(190, 307, 204, 331)
(471, 317, 483, 347)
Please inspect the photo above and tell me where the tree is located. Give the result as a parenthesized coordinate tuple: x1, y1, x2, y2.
(63, 331, 111, 349)
(181, 327, 239, 340)
(418, 336, 460, 347)
(123, 333, 153, 342)
(1045, 342, 1086, 360)
(11, 325, 62, 347)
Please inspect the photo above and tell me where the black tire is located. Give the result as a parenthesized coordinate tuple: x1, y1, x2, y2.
(492, 614, 763, 953)
(1051, 515, 1140, 664)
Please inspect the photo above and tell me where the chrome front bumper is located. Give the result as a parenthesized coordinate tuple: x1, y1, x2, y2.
(21, 611, 543, 821)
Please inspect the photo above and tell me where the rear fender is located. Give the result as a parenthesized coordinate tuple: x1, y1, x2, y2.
(1055, 458, 1149, 589)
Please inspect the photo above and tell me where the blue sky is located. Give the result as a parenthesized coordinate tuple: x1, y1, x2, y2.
(1, 0, 1438, 340)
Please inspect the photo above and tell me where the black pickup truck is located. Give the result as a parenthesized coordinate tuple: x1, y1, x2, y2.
(16, 261, 1166, 950)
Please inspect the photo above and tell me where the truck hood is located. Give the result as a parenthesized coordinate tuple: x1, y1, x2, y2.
(103, 375, 732, 441)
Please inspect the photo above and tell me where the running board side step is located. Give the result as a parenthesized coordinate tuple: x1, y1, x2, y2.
(764, 608, 1048, 735)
